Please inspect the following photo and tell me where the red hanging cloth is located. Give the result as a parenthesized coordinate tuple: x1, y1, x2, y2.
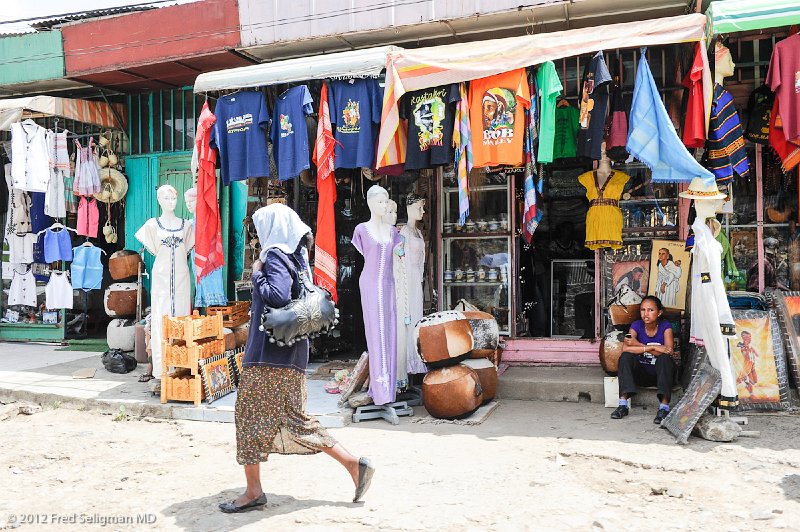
(194, 102, 225, 279)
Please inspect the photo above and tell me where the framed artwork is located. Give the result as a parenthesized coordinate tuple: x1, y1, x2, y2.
(227, 347, 245, 387)
(604, 253, 650, 303)
(661, 358, 721, 445)
(647, 239, 691, 311)
(770, 291, 800, 387)
(728, 309, 791, 411)
(199, 353, 236, 403)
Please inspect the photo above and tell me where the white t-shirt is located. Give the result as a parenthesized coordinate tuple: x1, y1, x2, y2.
(6, 233, 37, 264)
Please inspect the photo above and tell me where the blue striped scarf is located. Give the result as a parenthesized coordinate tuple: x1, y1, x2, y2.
(707, 84, 750, 185)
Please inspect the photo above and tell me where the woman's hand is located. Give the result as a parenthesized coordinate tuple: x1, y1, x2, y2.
(252, 260, 263, 273)
(651, 345, 672, 356)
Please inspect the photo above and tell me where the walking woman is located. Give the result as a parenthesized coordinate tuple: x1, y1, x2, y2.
(220, 204, 374, 513)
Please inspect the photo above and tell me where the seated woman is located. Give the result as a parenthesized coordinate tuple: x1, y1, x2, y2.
(611, 295, 675, 424)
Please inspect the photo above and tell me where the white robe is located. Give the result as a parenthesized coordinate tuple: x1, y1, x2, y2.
(689, 219, 738, 408)
(135, 218, 194, 376)
(657, 261, 682, 308)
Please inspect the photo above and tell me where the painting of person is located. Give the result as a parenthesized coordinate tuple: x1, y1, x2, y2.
(614, 266, 646, 299)
(735, 331, 759, 394)
(655, 247, 682, 308)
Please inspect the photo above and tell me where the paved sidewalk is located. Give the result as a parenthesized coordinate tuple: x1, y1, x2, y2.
(0, 343, 349, 427)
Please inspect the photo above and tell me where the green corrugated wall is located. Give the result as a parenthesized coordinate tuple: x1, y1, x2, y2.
(0, 30, 65, 85)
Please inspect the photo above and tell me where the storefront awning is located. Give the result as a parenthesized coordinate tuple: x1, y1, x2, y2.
(193, 46, 400, 93)
(377, 13, 710, 167)
(707, 0, 800, 35)
(0, 95, 126, 131)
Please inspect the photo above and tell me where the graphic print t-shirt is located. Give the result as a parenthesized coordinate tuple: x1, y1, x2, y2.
(576, 51, 612, 160)
(210, 91, 270, 184)
(328, 79, 383, 169)
(399, 84, 460, 170)
(468, 69, 531, 167)
(270, 85, 314, 181)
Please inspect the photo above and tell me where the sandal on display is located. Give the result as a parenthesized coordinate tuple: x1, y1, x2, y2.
(218, 493, 267, 513)
(138, 374, 154, 383)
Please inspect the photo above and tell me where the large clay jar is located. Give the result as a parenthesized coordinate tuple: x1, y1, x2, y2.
(422, 365, 483, 419)
(104, 282, 142, 317)
(415, 310, 475, 368)
(461, 358, 498, 403)
(108, 250, 143, 281)
(599, 329, 626, 376)
(463, 310, 500, 358)
(107, 318, 136, 352)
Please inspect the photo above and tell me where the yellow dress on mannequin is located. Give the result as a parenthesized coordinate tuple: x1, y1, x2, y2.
(578, 170, 630, 250)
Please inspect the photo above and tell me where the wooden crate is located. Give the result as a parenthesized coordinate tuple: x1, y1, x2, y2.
(207, 301, 250, 328)
(163, 311, 224, 345)
(163, 337, 225, 374)
(161, 368, 204, 406)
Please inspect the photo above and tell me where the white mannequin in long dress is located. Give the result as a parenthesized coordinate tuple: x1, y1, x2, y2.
(135, 185, 194, 384)
(394, 195, 428, 383)
(384, 200, 410, 390)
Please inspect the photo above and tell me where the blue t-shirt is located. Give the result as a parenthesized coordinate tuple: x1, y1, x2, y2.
(270, 86, 314, 181)
(328, 79, 382, 169)
(210, 91, 270, 184)
(629, 319, 672, 369)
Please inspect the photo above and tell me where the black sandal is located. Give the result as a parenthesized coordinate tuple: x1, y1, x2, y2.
(138, 374, 154, 383)
(219, 493, 267, 513)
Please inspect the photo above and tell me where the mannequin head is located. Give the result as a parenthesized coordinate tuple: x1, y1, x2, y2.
(406, 194, 426, 224)
(695, 197, 725, 220)
(184, 187, 197, 215)
(366, 185, 390, 221)
(157, 185, 178, 215)
(384, 199, 398, 226)
(715, 43, 735, 83)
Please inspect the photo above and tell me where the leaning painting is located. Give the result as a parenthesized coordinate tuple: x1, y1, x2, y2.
(661, 358, 721, 445)
(771, 291, 800, 387)
(728, 309, 791, 411)
(647, 239, 690, 311)
(199, 353, 236, 403)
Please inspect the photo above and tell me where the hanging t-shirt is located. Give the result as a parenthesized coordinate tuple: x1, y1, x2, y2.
(766, 33, 800, 143)
(270, 85, 314, 181)
(469, 68, 531, 167)
(210, 91, 271, 184)
(6, 232, 37, 264)
(553, 103, 580, 159)
(400, 84, 460, 170)
(535, 62, 562, 164)
(745, 84, 773, 145)
(577, 51, 612, 160)
(328, 79, 383, 169)
(682, 42, 706, 149)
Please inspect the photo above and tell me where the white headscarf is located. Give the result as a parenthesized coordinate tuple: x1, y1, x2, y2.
(253, 203, 311, 263)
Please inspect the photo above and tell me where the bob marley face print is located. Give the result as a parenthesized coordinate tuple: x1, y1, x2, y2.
(482, 88, 517, 135)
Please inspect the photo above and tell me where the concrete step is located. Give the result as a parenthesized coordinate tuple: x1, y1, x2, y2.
(498, 366, 682, 409)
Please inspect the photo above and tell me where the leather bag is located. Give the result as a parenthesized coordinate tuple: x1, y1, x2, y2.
(258, 252, 338, 346)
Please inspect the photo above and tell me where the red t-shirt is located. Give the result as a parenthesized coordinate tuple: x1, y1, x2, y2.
(766, 34, 800, 143)
(682, 41, 705, 148)
(468, 69, 530, 167)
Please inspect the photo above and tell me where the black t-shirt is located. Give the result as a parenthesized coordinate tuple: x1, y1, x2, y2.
(577, 51, 612, 160)
(400, 84, 460, 170)
(746, 84, 773, 145)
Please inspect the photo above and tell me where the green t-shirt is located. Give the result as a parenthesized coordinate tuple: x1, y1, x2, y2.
(536, 61, 563, 164)
(554, 104, 580, 159)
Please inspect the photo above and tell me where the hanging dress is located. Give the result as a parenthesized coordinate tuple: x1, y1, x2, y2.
(135, 218, 194, 378)
(352, 223, 399, 406)
(43, 227, 73, 263)
(77, 197, 99, 238)
(73, 139, 101, 196)
(5, 163, 32, 235)
(395, 224, 428, 376)
(578, 170, 630, 250)
(70, 245, 103, 291)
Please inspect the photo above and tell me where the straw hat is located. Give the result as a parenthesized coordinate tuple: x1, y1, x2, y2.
(678, 177, 726, 200)
(94, 168, 129, 203)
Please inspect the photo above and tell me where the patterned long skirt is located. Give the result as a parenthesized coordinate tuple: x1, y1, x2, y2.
(235, 366, 337, 465)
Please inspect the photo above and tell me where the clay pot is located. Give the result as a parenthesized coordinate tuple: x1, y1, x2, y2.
(422, 365, 483, 419)
(461, 358, 498, 403)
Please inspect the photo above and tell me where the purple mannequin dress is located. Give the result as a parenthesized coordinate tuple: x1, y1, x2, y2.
(353, 223, 399, 406)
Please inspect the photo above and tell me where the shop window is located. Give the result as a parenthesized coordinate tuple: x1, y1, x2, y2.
(127, 89, 204, 155)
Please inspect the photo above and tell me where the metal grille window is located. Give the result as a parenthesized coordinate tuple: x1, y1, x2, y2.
(127, 88, 205, 155)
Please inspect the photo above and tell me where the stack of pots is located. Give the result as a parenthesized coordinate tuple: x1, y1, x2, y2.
(105, 250, 145, 352)
(415, 310, 500, 419)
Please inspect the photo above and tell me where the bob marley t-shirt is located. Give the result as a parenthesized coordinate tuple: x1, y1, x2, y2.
(328, 79, 383, 169)
(400, 84, 460, 170)
(468, 69, 531, 167)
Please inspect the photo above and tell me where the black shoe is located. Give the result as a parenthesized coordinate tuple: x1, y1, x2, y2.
(218, 493, 267, 513)
(610, 405, 629, 419)
(353, 457, 375, 502)
(654, 408, 669, 425)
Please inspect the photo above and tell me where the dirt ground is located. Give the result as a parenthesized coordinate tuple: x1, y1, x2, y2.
(1, 400, 799, 531)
